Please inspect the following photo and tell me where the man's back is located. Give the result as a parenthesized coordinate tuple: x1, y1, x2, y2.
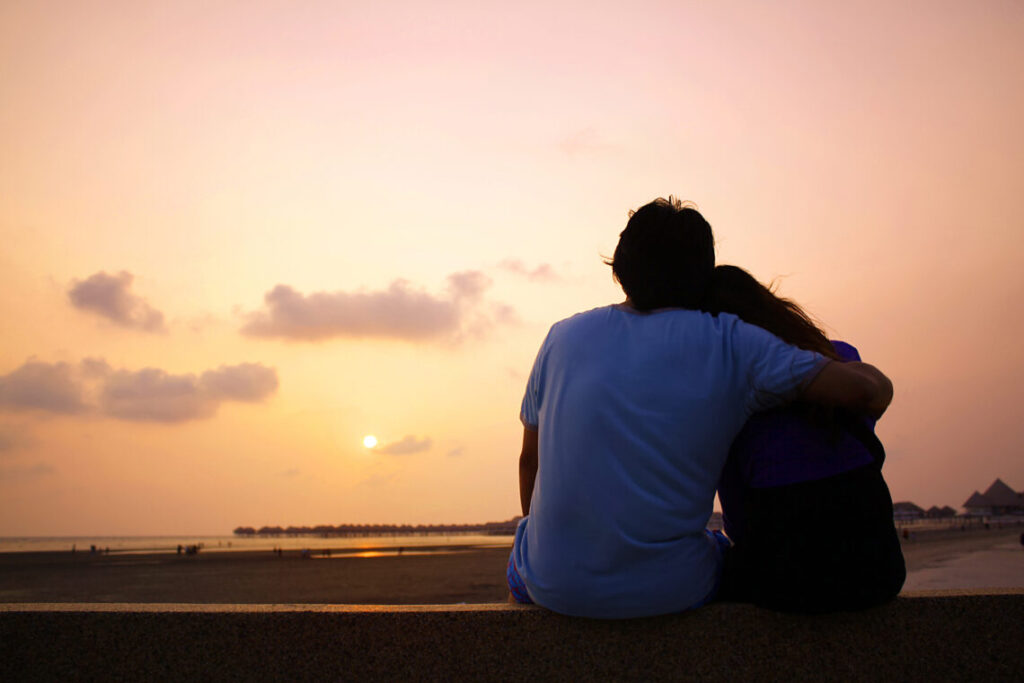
(513, 304, 826, 618)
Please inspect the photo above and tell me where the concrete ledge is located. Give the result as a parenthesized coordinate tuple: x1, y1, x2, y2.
(2, 591, 1022, 681)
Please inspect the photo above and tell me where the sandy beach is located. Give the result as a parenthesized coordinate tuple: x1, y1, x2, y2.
(1, 527, 1020, 604)
(0, 545, 514, 604)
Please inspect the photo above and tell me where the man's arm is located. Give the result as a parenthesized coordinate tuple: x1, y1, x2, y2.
(801, 360, 893, 419)
(519, 426, 539, 516)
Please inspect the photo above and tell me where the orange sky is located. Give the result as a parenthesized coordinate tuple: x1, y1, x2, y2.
(2, 1, 1022, 535)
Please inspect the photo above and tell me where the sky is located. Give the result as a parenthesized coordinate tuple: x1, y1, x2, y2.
(1, 0, 1022, 535)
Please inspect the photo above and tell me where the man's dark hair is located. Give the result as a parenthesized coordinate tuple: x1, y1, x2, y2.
(607, 197, 715, 310)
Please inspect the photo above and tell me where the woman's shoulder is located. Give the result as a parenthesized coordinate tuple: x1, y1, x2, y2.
(830, 340, 861, 362)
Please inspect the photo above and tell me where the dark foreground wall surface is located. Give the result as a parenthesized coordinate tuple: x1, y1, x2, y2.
(2, 591, 1022, 682)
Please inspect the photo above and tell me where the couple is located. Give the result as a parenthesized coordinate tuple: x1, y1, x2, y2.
(507, 197, 905, 618)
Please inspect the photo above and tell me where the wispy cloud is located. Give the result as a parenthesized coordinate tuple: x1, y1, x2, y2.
(0, 359, 278, 423)
(0, 462, 55, 482)
(558, 127, 613, 158)
(356, 472, 398, 488)
(376, 435, 432, 455)
(492, 303, 520, 326)
(0, 423, 34, 456)
(68, 271, 166, 332)
(498, 260, 562, 283)
(241, 271, 513, 342)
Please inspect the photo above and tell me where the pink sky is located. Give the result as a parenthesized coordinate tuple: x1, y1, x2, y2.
(1, 0, 1022, 534)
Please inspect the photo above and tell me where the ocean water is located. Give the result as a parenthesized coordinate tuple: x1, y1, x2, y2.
(0, 533, 513, 554)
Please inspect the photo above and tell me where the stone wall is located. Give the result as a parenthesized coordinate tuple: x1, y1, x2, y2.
(2, 591, 1022, 681)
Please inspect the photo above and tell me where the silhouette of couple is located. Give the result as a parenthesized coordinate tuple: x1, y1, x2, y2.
(508, 197, 904, 618)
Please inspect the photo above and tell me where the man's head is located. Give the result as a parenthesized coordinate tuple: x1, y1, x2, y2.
(608, 197, 715, 310)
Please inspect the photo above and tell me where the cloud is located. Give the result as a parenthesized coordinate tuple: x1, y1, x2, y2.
(100, 368, 216, 422)
(0, 359, 278, 423)
(559, 127, 613, 158)
(0, 361, 88, 414)
(200, 363, 279, 402)
(280, 468, 300, 478)
(376, 435, 432, 455)
(241, 271, 512, 342)
(492, 303, 521, 326)
(79, 357, 113, 378)
(100, 363, 279, 423)
(68, 271, 166, 332)
(356, 472, 397, 488)
(0, 426, 33, 454)
(446, 271, 491, 301)
(0, 462, 55, 482)
(498, 260, 562, 283)
(446, 447, 464, 458)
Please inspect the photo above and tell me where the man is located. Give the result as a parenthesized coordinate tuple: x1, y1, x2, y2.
(508, 197, 892, 618)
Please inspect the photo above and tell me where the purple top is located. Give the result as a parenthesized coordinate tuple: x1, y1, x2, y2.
(717, 341, 876, 542)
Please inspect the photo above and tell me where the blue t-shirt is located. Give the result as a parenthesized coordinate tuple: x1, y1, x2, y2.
(512, 304, 828, 618)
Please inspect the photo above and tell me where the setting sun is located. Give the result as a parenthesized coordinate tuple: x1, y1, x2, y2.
(363, 435, 378, 449)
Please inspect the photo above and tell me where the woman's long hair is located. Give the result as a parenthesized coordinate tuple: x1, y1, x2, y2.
(702, 265, 886, 461)
(701, 265, 840, 361)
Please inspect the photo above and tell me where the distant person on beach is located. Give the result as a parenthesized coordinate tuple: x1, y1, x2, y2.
(507, 197, 893, 618)
(701, 265, 905, 613)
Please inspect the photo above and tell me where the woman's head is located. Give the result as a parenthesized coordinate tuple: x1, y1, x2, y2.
(702, 265, 839, 360)
(607, 197, 715, 311)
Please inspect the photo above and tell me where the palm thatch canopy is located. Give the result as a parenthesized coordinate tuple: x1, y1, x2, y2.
(962, 479, 1023, 514)
(963, 491, 989, 508)
(982, 478, 1021, 507)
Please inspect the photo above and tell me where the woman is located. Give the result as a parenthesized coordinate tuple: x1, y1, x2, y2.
(702, 265, 905, 613)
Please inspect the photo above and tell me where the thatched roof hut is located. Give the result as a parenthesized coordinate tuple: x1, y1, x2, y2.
(962, 479, 1023, 516)
(893, 501, 925, 520)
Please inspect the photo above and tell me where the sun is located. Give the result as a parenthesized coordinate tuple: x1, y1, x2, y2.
(362, 435, 378, 449)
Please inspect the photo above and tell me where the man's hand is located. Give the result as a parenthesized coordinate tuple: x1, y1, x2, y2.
(519, 427, 539, 516)
(801, 360, 893, 419)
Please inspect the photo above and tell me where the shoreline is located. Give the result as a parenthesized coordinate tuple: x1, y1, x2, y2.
(2, 541, 513, 559)
(0, 533, 515, 555)
(6, 518, 1017, 557)
(1, 528, 1019, 605)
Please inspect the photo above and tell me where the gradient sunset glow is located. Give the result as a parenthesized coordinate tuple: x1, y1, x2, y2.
(2, 0, 1022, 535)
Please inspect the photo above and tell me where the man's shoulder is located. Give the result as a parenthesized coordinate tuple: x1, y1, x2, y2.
(548, 305, 618, 333)
(547, 306, 735, 353)
(552, 305, 733, 333)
